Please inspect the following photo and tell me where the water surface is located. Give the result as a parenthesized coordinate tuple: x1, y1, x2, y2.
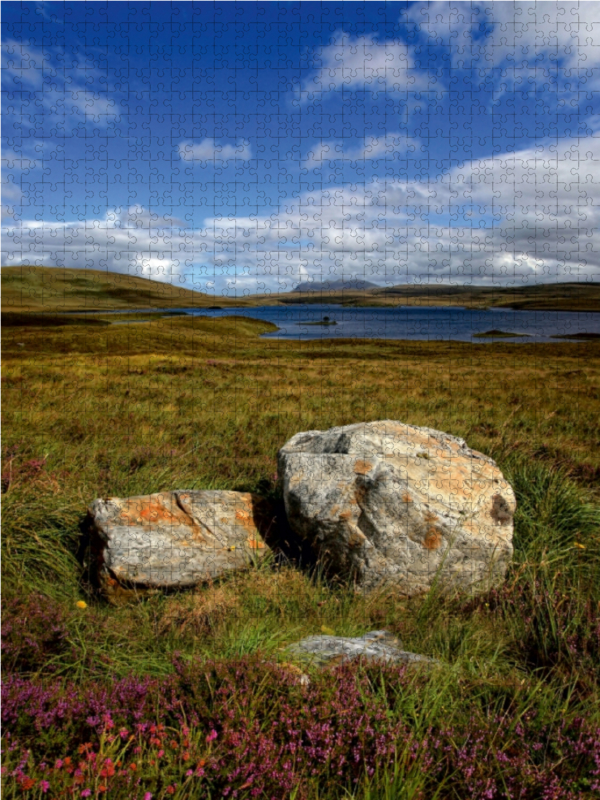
(175, 305, 600, 343)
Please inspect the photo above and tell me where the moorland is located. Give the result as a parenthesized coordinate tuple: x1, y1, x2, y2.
(2, 266, 600, 799)
(3, 265, 600, 313)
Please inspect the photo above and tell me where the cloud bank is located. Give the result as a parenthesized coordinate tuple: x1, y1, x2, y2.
(4, 130, 599, 292)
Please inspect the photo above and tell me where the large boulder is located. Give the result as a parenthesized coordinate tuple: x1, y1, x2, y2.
(87, 491, 276, 600)
(278, 421, 515, 596)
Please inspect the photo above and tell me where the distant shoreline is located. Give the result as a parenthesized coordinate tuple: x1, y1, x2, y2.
(2, 267, 599, 314)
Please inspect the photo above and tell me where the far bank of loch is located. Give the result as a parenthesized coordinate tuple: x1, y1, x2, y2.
(86, 305, 600, 343)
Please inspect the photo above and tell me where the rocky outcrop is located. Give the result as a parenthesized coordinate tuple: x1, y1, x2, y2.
(284, 630, 437, 669)
(87, 491, 276, 600)
(278, 421, 515, 596)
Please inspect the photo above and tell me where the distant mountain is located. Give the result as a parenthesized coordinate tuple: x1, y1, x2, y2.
(293, 279, 378, 292)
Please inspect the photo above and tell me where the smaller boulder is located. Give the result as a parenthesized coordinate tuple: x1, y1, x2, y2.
(87, 491, 276, 601)
(284, 630, 438, 669)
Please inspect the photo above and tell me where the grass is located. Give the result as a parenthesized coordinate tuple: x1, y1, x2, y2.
(0, 266, 244, 312)
(247, 280, 600, 312)
(2, 310, 600, 799)
(4, 266, 600, 312)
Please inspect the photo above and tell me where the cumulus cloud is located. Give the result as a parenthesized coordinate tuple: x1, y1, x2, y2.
(404, 1, 600, 77)
(178, 139, 252, 163)
(4, 132, 599, 291)
(299, 32, 429, 99)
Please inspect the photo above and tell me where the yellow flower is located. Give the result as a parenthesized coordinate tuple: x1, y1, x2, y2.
(76, 600, 87, 609)
(320, 625, 335, 635)
(574, 543, 586, 550)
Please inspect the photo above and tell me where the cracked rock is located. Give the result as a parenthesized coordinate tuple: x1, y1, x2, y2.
(87, 491, 276, 600)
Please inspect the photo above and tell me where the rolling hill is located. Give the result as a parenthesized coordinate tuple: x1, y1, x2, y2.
(247, 281, 600, 312)
(0, 266, 243, 312)
(2, 267, 599, 314)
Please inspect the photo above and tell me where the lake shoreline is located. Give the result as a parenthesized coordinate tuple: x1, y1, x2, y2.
(7, 305, 600, 343)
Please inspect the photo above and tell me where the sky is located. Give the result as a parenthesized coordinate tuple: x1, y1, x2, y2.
(2, 0, 600, 296)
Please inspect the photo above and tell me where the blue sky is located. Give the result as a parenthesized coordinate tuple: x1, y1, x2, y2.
(2, 1, 600, 294)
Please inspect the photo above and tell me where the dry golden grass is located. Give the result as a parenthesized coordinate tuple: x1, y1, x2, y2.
(2, 314, 599, 499)
(158, 586, 241, 638)
(1, 266, 244, 311)
(2, 305, 600, 800)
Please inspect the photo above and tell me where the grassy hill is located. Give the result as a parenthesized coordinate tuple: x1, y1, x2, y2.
(248, 281, 600, 312)
(3, 267, 599, 314)
(1, 266, 244, 312)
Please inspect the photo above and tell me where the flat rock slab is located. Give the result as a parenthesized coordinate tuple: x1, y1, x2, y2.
(278, 420, 516, 596)
(87, 491, 275, 599)
(285, 630, 438, 669)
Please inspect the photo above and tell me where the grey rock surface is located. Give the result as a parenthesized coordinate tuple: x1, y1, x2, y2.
(285, 630, 438, 668)
(278, 420, 515, 596)
(88, 491, 275, 599)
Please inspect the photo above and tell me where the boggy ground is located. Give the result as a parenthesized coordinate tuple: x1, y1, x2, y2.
(2, 314, 600, 799)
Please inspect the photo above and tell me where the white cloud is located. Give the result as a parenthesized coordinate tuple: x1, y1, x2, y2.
(405, 1, 600, 75)
(1, 149, 38, 172)
(4, 132, 600, 290)
(178, 139, 251, 162)
(305, 134, 418, 166)
(1, 149, 39, 221)
(1, 39, 46, 88)
(1, 178, 23, 222)
(299, 32, 428, 99)
(1, 40, 119, 128)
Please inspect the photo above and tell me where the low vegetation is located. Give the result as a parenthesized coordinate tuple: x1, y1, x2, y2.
(249, 280, 600, 312)
(0, 267, 242, 312)
(4, 266, 600, 312)
(2, 308, 600, 798)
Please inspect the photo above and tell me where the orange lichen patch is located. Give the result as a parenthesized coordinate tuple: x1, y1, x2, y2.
(234, 504, 258, 531)
(339, 510, 353, 520)
(402, 493, 413, 504)
(423, 510, 438, 523)
(423, 528, 443, 550)
(247, 536, 266, 550)
(354, 459, 373, 474)
(119, 498, 183, 526)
